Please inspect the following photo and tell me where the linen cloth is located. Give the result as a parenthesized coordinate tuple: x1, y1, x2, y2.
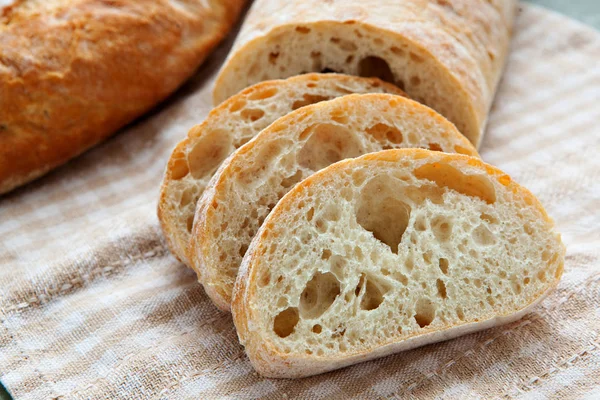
(1, 4, 599, 399)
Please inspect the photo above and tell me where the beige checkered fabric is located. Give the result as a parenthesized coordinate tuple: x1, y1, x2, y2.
(1, 4, 599, 399)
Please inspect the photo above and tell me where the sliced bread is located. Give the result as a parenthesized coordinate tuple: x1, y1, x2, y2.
(191, 93, 478, 311)
(232, 149, 565, 378)
(158, 73, 405, 265)
(213, 0, 517, 146)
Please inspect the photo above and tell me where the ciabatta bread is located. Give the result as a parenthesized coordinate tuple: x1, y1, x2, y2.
(0, 0, 245, 194)
(213, 0, 517, 147)
(158, 74, 405, 265)
(191, 94, 478, 311)
(232, 149, 565, 378)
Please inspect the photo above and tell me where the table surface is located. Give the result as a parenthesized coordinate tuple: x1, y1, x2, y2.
(0, 2, 597, 400)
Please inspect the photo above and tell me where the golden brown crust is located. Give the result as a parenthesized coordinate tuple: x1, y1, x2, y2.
(0, 0, 246, 194)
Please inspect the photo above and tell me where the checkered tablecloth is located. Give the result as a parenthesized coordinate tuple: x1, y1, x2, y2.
(1, 4, 599, 399)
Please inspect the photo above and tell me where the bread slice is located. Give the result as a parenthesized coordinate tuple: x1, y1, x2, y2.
(158, 74, 405, 265)
(0, 0, 246, 194)
(213, 0, 517, 147)
(232, 149, 565, 378)
(191, 93, 478, 311)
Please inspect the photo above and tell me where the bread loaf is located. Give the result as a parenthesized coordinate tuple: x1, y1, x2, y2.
(213, 0, 517, 147)
(158, 74, 405, 265)
(191, 94, 478, 311)
(232, 149, 565, 378)
(0, 0, 245, 194)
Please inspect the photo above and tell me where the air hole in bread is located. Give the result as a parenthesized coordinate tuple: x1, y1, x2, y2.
(248, 87, 278, 100)
(295, 26, 311, 34)
(281, 170, 303, 189)
(188, 129, 232, 179)
(171, 157, 189, 180)
(229, 99, 246, 112)
(310, 51, 322, 70)
(312, 324, 322, 334)
(366, 123, 403, 144)
(299, 272, 341, 319)
(292, 94, 331, 110)
(428, 143, 442, 152)
(259, 270, 271, 287)
(480, 213, 498, 224)
(356, 176, 411, 254)
(238, 243, 249, 258)
(274, 307, 299, 338)
(410, 76, 422, 86)
(268, 52, 279, 65)
(414, 299, 435, 328)
(330, 110, 349, 125)
(240, 108, 266, 122)
(414, 162, 497, 204)
(439, 258, 449, 274)
(409, 52, 424, 63)
(511, 279, 522, 294)
(358, 275, 387, 311)
(186, 214, 194, 233)
(358, 56, 394, 84)
(321, 249, 332, 260)
(390, 46, 405, 56)
(473, 224, 496, 246)
(456, 306, 465, 321)
(306, 207, 315, 221)
(298, 124, 362, 171)
(437, 279, 447, 299)
(431, 216, 452, 242)
(179, 187, 194, 207)
(415, 215, 427, 231)
(330, 37, 358, 51)
(329, 256, 346, 279)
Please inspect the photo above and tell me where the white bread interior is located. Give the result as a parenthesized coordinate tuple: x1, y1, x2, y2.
(158, 73, 405, 265)
(192, 94, 478, 311)
(232, 149, 565, 378)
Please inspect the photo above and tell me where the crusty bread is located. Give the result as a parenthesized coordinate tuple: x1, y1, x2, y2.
(213, 0, 517, 147)
(0, 0, 246, 194)
(158, 74, 405, 265)
(232, 149, 565, 378)
(191, 94, 479, 311)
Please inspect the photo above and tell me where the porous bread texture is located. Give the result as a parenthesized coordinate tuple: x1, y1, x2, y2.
(232, 149, 565, 378)
(158, 74, 405, 265)
(213, 0, 517, 147)
(192, 93, 478, 311)
(0, 0, 246, 194)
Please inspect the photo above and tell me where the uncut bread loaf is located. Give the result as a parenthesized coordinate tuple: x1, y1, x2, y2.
(232, 149, 565, 378)
(191, 93, 478, 311)
(0, 0, 245, 194)
(213, 0, 517, 147)
(158, 74, 405, 265)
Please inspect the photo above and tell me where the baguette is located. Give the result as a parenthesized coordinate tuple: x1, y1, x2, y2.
(0, 0, 245, 194)
(213, 0, 517, 147)
(232, 149, 565, 378)
(158, 74, 405, 265)
(191, 94, 478, 311)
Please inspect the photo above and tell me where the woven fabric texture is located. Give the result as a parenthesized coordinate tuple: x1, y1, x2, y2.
(1, 4, 599, 399)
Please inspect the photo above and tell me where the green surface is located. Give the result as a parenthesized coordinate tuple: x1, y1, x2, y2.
(0, 383, 11, 400)
(525, 0, 600, 29)
(0, 3, 596, 400)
